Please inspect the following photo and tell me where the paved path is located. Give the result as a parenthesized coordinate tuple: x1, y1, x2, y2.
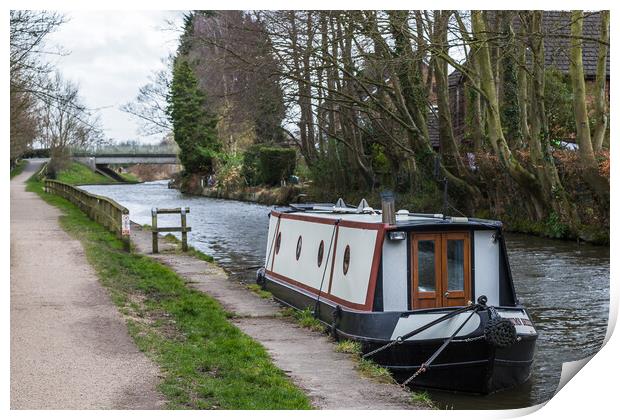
(132, 225, 419, 409)
(10, 161, 164, 409)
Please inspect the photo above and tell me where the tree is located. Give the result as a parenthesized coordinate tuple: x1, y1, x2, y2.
(121, 57, 173, 136)
(40, 73, 103, 174)
(167, 59, 221, 173)
(183, 11, 286, 150)
(9, 10, 65, 165)
(568, 10, 609, 204)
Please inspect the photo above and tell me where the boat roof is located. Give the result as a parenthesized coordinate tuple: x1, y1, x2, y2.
(274, 202, 502, 229)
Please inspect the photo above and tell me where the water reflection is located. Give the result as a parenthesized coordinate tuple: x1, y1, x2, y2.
(80, 182, 610, 409)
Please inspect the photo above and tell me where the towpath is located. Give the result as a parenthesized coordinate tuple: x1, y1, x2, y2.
(131, 225, 419, 409)
(10, 161, 164, 409)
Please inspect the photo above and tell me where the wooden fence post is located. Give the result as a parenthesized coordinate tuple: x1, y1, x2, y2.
(152, 208, 158, 254)
(121, 211, 131, 252)
(181, 207, 188, 252)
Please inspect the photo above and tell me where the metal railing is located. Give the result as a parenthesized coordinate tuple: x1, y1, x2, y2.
(44, 179, 131, 251)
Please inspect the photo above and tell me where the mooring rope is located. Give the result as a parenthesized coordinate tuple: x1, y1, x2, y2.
(401, 305, 482, 387)
(362, 303, 478, 359)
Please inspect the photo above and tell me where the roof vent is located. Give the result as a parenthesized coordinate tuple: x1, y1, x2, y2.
(396, 209, 409, 215)
(333, 198, 348, 212)
(450, 216, 469, 223)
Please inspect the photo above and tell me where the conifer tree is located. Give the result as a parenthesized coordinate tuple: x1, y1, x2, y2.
(167, 59, 220, 173)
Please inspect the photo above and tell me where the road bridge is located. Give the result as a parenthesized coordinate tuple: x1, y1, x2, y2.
(74, 153, 179, 167)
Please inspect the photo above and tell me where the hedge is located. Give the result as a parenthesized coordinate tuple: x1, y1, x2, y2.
(257, 147, 296, 186)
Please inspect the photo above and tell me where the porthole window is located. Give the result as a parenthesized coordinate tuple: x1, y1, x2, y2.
(275, 232, 282, 255)
(317, 240, 325, 267)
(343, 245, 351, 275)
(296, 235, 303, 260)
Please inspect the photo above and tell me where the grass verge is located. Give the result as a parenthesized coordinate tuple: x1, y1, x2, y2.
(27, 176, 311, 409)
(334, 339, 393, 383)
(410, 390, 435, 408)
(10, 160, 27, 179)
(56, 162, 138, 185)
(281, 307, 327, 333)
(334, 340, 435, 408)
(162, 233, 215, 263)
(246, 284, 273, 300)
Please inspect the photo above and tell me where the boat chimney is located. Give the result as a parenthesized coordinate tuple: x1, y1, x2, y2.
(381, 191, 396, 225)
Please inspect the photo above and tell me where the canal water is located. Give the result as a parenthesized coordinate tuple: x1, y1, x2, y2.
(81, 181, 610, 410)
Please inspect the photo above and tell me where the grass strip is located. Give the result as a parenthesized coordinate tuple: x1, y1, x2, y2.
(56, 162, 138, 185)
(10, 160, 27, 179)
(335, 340, 435, 408)
(26, 176, 311, 410)
(162, 233, 215, 263)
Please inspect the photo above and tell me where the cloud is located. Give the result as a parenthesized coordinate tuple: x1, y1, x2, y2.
(46, 10, 184, 144)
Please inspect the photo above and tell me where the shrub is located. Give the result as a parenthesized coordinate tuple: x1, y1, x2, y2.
(215, 153, 245, 192)
(241, 144, 262, 186)
(257, 146, 296, 186)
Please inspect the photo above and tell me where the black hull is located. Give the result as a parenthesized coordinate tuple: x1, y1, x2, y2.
(359, 334, 536, 394)
(262, 273, 537, 395)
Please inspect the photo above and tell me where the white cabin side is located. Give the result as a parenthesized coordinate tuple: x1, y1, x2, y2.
(265, 212, 382, 309)
(473, 230, 500, 306)
(328, 226, 378, 305)
(381, 239, 408, 311)
(270, 218, 336, 293)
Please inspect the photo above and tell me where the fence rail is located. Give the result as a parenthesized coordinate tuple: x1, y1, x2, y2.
(44, 179, 131, 251)
(151, 207, 191, 253)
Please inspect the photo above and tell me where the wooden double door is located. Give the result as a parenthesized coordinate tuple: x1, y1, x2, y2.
(412, 232, 471, 309)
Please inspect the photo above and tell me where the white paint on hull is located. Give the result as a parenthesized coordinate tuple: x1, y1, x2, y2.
(390, 311, 481, 340)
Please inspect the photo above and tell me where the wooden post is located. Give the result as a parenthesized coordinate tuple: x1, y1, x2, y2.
(181, 207, 188, 252)
(121, 211, 131, 252)
(152, 207, 158, 253)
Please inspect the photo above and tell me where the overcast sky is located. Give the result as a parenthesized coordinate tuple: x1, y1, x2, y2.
(46, 10, 184, 144)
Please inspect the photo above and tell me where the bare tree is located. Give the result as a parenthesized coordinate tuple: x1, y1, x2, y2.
(9, 10, 66, 164)
(121, 57, 173, 136)
(39, 73, 103, 174)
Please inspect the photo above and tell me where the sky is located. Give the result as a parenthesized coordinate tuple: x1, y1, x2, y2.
(45, 10, 184, 144)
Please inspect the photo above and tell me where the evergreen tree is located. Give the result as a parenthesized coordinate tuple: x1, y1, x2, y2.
(167, 59, 220, 173)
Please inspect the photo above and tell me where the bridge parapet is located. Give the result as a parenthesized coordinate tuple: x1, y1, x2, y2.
(73, 153, 179, 165)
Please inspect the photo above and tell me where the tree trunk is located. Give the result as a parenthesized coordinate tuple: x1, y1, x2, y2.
(525, 11, 579, 227)
(592, 10, 609, 152)
(472, 10, 546, 218)
(433, 11, 467, 176)
(568, 10, 609, 204)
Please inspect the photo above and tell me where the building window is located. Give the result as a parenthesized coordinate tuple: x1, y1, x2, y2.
(296, 235, 303, 260)
(343, 245, 351, 275)
(317, 240, 324, 267)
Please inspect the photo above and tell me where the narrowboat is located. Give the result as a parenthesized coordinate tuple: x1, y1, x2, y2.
(256, 196, 537, 394)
